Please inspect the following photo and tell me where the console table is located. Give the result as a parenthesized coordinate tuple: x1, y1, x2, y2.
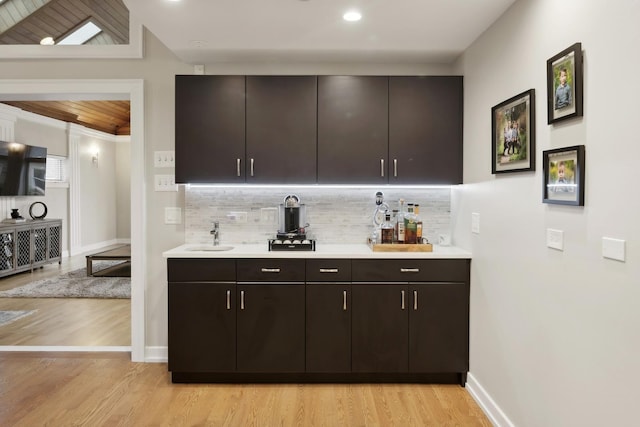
(0, 219, 62, 278)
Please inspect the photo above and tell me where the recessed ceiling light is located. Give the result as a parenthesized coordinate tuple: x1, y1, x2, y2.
(343, 10, 362, 22)
(40, 37, 55, 45)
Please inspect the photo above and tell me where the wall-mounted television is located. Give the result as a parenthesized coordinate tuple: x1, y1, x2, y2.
(0, 141, 47, 196)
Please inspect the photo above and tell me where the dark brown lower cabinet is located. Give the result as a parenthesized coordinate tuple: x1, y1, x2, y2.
(168, 281, 236, 373)
(236, 284, 305, 373)
(306, 284, 351, 372)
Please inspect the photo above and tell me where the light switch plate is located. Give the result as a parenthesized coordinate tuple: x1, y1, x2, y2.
(154, 175, 177, 192)
(154, 151, 175, 168)
(602, 237, 625, 262)
(164, 207, 182, 224)
(547, 228, 564, 251)
(471, 213, 480, 234)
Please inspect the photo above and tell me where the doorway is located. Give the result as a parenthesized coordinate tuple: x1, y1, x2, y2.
(0, 79, 145, 361)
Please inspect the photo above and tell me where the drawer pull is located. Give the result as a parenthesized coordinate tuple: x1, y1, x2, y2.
(261, 268, 281, 273)
(400, 268, 420, 273)
(401, 290, 406, 310)
(380, 159, 385, 177)
(240, 290, 245, 310)
(343, 290, 347, 311)
(319, 268, 339, 273)
(226, 290, 231, 310)
(413, 290, 418, 310)
(394, 158, 398, 177)
(250, 158, 255, 177)
(236, 158, 241, 177)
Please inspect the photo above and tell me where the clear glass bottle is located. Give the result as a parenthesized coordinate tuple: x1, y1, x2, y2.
(396, 199, 405, 243)
(404, 204, 417, 244)
(414, 204, 423, 243)
(381, 211, 394, 244)
(391, 209, 399, 242)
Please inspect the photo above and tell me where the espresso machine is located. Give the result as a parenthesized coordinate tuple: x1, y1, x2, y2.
(269, 195, 315, 251)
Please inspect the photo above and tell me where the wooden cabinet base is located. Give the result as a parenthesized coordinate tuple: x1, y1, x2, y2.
(171, 371, 468, 386)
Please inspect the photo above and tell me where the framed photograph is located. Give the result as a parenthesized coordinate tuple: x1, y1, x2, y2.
(542, 145, 585, 206)
(547, 42, 583, 124)
(491, 89, 536, 174)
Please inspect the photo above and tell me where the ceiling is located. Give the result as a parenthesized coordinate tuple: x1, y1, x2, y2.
(122, 0, 517, 64)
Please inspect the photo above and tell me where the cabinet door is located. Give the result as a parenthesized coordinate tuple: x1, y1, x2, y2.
(175, 75, 246, 183)
(246, 76, 317, 184)
(389, 76, 463, 184)
(318, 76, 389, 184)
(409, 283, 469, 373)
(351, 284, 408, 372)
(168, 282, 236, 373)
(236, 284, 305, 372)
(306, 284, 351, 372)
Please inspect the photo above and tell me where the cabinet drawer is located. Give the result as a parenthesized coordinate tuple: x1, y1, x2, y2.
(352, 259, 470, 282)
(237, 259, 305, 282)
(305, 259, 351, 282)
(168, 258, 236, 282)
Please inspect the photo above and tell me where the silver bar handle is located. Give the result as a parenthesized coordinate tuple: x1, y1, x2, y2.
(343, 290, 347, 311)
(413, 290, 418, 311)
(236, 158, 241, 177)
(380, 159, 385, 177)
(319, 268, 339, 273)
(240, 290, 245, 310)
(400, 268, 420, 273)
(394, 159, 398, 177)
(226, 290, 231, 310)
(250, 158, 254, 176)
(401, 290, 406, 310)
(261, 268, 281, 273)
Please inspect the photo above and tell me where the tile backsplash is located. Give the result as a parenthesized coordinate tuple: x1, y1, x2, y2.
(185, 187, 451, 245)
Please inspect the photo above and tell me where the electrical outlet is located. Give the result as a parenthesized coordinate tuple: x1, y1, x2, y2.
(194, 64, 205, 75)
(154, 174, 177, 192)
(154, 151, 175, 168)
(471, 213, 480, 234)
(260, 207, 278, 224)
(227, 211, 247, 223)
(546, 228, 564, 251)
(602, 237, 625, 262)
(164, 207, 182, 224)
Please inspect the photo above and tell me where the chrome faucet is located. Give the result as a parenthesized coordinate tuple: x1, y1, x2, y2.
(210, 221, 220, 246)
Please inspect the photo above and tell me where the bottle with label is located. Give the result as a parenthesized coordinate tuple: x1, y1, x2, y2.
(381, 211, 394, 244)
(391, 209, 399, 242)
(396, 199, 405, 244)
(404, 204, 417, 244)
(414, 204, 423, 243)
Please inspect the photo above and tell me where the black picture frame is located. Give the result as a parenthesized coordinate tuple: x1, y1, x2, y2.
(491, 89, 536, 174)
(542, 145, 585, 206)
(547, 42, 583, 124)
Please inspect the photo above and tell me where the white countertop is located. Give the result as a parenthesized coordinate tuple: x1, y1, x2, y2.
(163, 243, 471, 259)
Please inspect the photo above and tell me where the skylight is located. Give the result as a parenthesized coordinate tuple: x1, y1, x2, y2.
(57, 21, 102, 45)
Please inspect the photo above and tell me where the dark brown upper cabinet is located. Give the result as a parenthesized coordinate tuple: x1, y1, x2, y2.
(317, 76, 389, 184)
(389, 76, 463, 184)
(246, 76, 317, 184)
(175, 75, 246, 184)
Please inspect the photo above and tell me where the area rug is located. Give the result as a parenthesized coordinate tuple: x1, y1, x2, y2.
(0, 310, 37, 326)
(0, 265, 130, 299)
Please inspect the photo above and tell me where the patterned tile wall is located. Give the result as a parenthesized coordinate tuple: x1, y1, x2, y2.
(185, 187, 451, 245)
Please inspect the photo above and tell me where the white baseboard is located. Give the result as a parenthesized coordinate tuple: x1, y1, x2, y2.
(0, 345, 131, 352)
(71, 239, 128, 256)
(466, 372, 515, 427)
(145, 346, 168, 363)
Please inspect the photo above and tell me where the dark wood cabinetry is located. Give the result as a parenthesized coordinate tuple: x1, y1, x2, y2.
(389, 76, 463, 184)
(317, 76, 389, 184)
(175, 75, 246, 183)
(167, 256, 469, 384)
(246, 76, 317, 184)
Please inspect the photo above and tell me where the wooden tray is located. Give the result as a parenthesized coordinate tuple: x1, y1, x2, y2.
(370, 243, 433, 252)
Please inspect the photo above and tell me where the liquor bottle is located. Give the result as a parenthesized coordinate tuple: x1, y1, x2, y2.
(414, 204, 423, 243)
(404, 204, 417, 244)
(396, 199, 405, 243)
(381, 211, 394, 244)
(391, 209, 399, 242)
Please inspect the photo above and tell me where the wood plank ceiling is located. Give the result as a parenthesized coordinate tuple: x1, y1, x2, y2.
(2, 100, 131, 135)
(0, 0, 129, 45)
(0, 1, 131, 135)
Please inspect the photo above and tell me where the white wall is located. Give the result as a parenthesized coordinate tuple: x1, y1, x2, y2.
(454, 0, 640, 425)
(116, 138, 131, 240)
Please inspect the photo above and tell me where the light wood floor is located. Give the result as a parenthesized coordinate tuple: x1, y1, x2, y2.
(0, 352, 491, 426)
(0, 246, 130, 346)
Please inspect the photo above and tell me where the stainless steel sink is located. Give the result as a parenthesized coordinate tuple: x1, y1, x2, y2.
(184, 245, 234, 252)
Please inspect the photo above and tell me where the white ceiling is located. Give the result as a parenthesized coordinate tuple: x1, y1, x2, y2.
(123, 0, 517, 64)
